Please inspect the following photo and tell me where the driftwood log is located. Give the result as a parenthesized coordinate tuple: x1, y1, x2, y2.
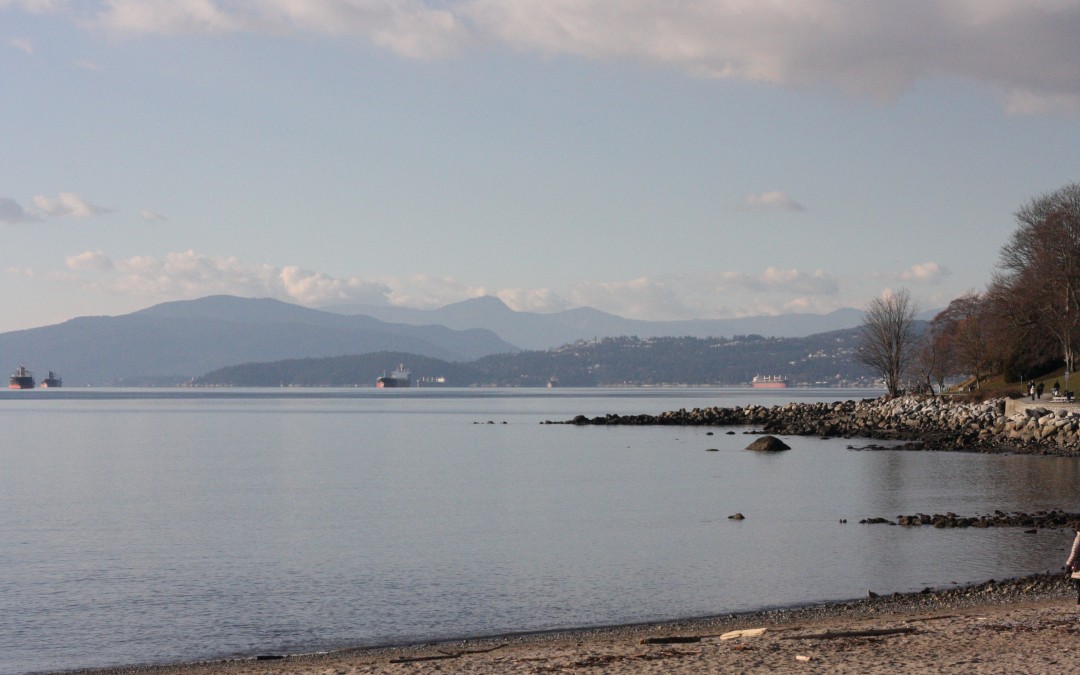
(640, 636, 703, 644)
(782, 626, 917, 640)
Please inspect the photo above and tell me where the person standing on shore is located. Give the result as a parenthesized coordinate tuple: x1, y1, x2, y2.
(1030, 383, 1036, 401)
(1038, 382, 1045, 399)
(1065, 525, 1080, 604)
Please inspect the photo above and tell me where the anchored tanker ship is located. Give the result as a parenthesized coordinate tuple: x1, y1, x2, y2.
(8, 365, 34, 389)
(751, 374, 788, 389)
(376, 364, 411, 388)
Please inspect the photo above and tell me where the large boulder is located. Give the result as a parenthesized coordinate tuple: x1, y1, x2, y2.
(746, 435, 791, 452)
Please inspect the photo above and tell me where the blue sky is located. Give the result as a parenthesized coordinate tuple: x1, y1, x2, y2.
(2, 1, 1079, 333)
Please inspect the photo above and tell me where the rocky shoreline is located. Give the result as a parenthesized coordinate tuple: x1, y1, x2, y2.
(554, 394, 1080, 456)
(859, 509, 1080, 529)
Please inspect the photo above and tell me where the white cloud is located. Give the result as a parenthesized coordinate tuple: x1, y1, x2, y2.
(65, 250, 114, 272)
(116, 251, 392, 304)
(55, 252, 694, 319)
(380, 273, 488, 308)
(495, 287, 570, 313)
(569, 277, 699, 320)
(721, 267, 839, 295)
(63, 249, 392, 305)
(868, 261, 950, 285)
(900, 261, 949, 284)
(12, 1, 1078, 113)
(1003, 89, 1080, 117)
(32, 192, 115, 218)
(0, 197, 43, 224)
(0, 1, 64, 10)
(744, 191, 805, 211)
(278, 265, 389, 305)
(9, 36, 33, 54)
(90, 0, 248, 35)
(75, 59, 101, 70)
(89, 0, 470, 59)
(464, 0, 1080, 114)
(6, 266, 35, 278)
(52, 249, 953, 323)
(560, 269, 850, 320)
(139, 208, 167, 221)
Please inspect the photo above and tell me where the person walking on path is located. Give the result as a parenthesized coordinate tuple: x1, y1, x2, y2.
(1066, 525, 1080, 604)
(1030, 382, 1036, 401)
(1038, 382, 1045, 399)
(1054, 381, 1061, 397)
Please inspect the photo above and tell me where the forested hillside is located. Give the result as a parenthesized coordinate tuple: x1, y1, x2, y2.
(193, 328, 877, 387)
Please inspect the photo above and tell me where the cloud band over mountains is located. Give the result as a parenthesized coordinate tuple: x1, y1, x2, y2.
(47, 249, 948, 320)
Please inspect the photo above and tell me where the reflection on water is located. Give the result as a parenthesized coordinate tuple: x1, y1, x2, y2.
(1, 388, 1078, 674)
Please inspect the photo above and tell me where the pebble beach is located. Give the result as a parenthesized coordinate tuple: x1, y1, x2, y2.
(74, 573, 1080, 674)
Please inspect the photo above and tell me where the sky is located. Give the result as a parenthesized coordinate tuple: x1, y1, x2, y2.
(2, 0, 1079, 333)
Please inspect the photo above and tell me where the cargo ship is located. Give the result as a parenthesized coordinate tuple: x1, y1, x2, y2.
(40, 371, 62, 388)
(376, 364, 411, 388)
(8, 365, 34, 389)
(751, 374, 788, 389)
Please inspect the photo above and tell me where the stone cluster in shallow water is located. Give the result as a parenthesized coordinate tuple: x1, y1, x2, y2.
(555, 395, 1080, 455)
(859, 509, 1080, 529)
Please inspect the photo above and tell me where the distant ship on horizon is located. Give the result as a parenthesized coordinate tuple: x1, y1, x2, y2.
(40, 371, 62, 388)
(376, 364, 411, 388)
(751, 374, 788, 389)
(8, 365, 34, 389)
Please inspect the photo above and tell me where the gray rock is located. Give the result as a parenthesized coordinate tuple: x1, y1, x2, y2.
(746, 435, 791, 452)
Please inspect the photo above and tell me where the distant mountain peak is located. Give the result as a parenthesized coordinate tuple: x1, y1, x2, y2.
(443, 295, 513, 313)
(132, 295, 328, 324)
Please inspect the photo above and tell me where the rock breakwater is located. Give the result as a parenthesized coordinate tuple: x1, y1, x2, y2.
(555, 395, 1080, 456)
(858, 509, 1080, 529)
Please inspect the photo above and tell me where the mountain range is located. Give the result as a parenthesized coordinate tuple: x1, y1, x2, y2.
(327, 296, 868, 350)
(0, 295, 886, 387)
(0, 296, 516, 386)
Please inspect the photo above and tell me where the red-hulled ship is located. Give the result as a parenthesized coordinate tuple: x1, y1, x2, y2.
(9, 365, 34, 389)
(751, 374, 788, 389)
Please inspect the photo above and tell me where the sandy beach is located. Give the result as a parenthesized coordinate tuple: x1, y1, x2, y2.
(74, 573, 1080, 675)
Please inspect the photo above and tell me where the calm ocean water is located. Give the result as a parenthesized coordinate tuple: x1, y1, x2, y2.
(2, 387, 1078, 674)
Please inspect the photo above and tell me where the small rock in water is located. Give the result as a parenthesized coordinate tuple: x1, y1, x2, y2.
(728, 512, 745, 520)
(705, 447, 719, 452)
(746, 435, 791, 452)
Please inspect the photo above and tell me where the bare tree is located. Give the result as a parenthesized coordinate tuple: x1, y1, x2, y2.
(991, 183, 1080, 390)
(857, 289, 919, 397)
(913, 321, 950, 394)
(930, 292, 990, 390)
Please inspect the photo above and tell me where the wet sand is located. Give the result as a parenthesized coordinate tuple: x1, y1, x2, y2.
(73, 573, 1080, 674)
